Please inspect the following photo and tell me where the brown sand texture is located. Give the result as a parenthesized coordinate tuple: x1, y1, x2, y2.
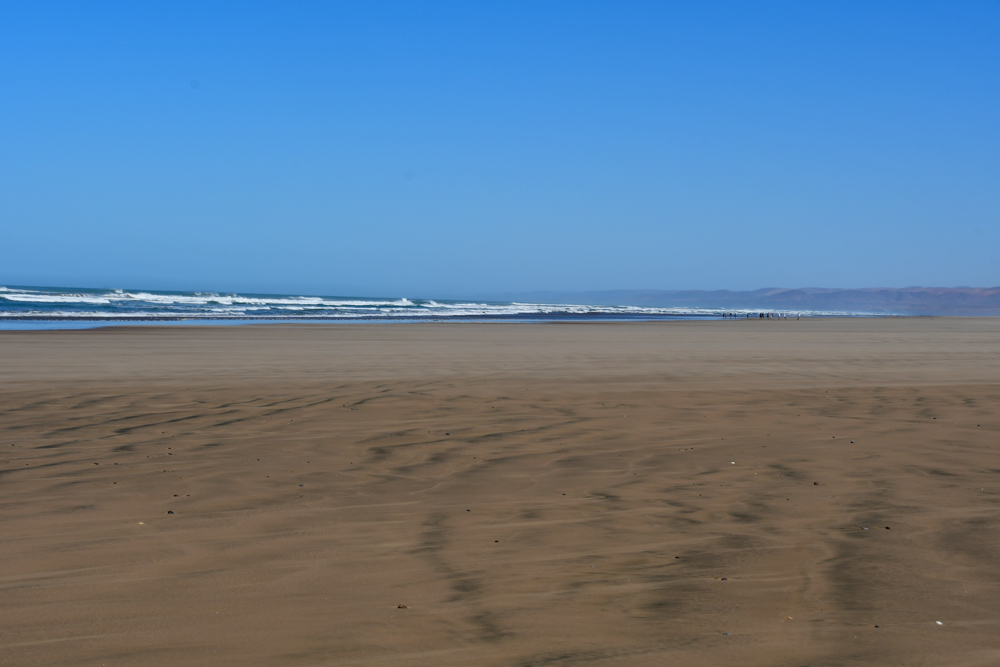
(2, 318, 1000, 666)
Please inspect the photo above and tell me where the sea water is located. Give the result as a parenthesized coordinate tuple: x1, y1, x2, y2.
(0, 285, 866, 330)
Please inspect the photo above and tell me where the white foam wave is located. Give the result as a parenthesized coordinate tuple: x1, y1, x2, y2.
(2, 293, 113, 304)
(0, 288, 414, 309)
(0, 286, 870, 319)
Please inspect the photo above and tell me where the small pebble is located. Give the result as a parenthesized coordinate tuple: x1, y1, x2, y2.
(397, 604, 408, 609)
(722, 632, 729, 635)
(167, 510, 174, 515)
(813, 482, 819, 485)
(936, 621, 943, 625)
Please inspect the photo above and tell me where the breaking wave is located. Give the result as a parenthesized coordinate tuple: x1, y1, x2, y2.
(0, 285, 865, 324)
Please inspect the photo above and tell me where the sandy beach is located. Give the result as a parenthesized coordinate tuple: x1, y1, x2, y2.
(2, 318, 999, 666)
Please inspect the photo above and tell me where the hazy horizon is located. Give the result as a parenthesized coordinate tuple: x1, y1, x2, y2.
(4, 281, 1000, 303)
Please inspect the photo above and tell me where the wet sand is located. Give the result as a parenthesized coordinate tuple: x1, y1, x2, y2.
(2, 319, 1000, 666)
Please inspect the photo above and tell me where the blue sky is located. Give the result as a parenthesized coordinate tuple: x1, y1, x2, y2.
(2, 1, 998, 297)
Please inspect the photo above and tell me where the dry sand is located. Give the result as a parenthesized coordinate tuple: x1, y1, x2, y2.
(2, 318, 999, 666)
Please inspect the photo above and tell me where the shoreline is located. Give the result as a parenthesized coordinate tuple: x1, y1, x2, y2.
(0, 312, 902, 331)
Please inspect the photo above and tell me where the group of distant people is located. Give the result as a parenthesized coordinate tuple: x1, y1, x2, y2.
(721, 312, 800, 320)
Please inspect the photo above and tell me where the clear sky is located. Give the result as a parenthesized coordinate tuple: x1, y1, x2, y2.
(2, 1, 998, 298)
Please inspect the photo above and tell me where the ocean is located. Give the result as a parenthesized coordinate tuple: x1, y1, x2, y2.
(0, 285, 863, 329)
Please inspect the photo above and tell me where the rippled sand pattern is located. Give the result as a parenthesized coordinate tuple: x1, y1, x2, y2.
(2, 320, 999, 665)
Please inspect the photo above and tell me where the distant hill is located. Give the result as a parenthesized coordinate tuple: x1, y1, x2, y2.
(502, 287, 1000, 316)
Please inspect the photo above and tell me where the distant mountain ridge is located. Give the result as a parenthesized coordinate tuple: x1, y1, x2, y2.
(504, 287, 1000, 316)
